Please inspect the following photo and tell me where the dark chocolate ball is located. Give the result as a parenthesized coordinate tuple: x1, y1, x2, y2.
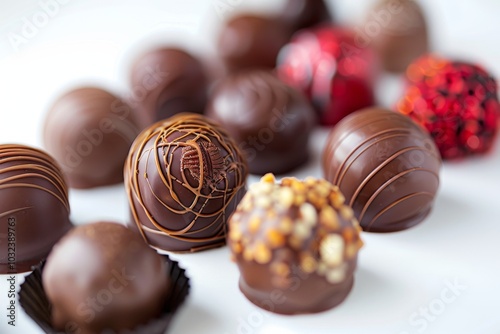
(322, 108, 441, 232)
(43, 87, 140, 189)
(229, 174, 363, 315)
(218, 15, 291, 73)
(206, 70, 317, 175)
(125, 113, 248, 252)
(130, 48, 208, 129)
(0, 144, 72, 274)
(281, 0, 332, 31)
(43, 222, 170, 333)
(367, 0, 429, 72)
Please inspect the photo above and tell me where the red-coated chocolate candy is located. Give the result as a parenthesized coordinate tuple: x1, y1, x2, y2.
(277, 26, 376, 126)
(397, 55, 500, 159)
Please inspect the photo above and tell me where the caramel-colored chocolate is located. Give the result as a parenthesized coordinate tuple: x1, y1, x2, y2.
(125, 113, 248, 252)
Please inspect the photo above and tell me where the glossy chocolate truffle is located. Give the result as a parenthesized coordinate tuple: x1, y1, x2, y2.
(0, 144, 72, 274)
(125, 113, 248, 252)
(281, 0, 332, 31)
(43, 222, 170, 333)
(218, 15, 291, 72)
(367, 0, 429, 72)
(206, 70, 317, 175)
(229, 174, 363, 314)
(277, 26, 376, 126)
(130, 48, 208, 129)
(43, 87, 139, 189)
(323, 108, 441, 232)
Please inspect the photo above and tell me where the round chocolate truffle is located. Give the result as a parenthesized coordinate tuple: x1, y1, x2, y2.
(218, 15, 291, 73)
(277, 26, 376, 126)
(323, 108, 441, 232)
(0, 144, 72, 274)
(229, 174, 363, 315)
(397, 55, 500, 159)
(43, 87, 139, 189)
(366, 0, 429, 72)
(43, 222, 170, 333)
(130, 48, 208, 129)
(281, 0, 332, 32)
(206, 70, 317, 175)
(125, 113, 248, 252)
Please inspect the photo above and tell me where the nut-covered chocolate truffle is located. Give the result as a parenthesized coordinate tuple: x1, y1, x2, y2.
(43, 87, 139, 189)
(130, 48, 208, 129)
(323, 108, 441, 232)
(206, 70, 317, 175)
(218, 15, 291, 73)
(397, 55, 500, 159)
(277, 26, 376, 126)
(43, 222, 170, 333)
(0, 144, 72, 274)
(229, 174, 363, 315)
(281, 0, 332, 31)
(366, 0, 429, 72)
(125, 113, 248, 252)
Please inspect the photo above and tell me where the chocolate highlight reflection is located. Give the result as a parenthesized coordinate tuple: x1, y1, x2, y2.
(323, 108, 441, 232)
(125, 113, 248, 252)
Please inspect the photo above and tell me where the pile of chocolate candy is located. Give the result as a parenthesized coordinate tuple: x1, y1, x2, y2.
(1, 0, 499, 332)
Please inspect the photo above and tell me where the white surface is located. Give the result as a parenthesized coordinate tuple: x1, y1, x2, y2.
(0, 1, 500, 334)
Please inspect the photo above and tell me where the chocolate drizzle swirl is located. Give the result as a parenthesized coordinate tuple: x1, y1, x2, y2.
(125, 113, 248, 252)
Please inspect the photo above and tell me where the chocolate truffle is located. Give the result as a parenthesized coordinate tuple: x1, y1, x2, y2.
(125, 113, 248, 252)
(0, 144, 72, 274)
(43, 87, 139, 189)
(281, 0, 332, 31)
(206, 70, 317, 175)
(323, 108, 441, 232)
(366, 0, 429, 72)
(397, 55, 500, 159)
(43, 222, 170, 333)
(229, 174, 363, 315)
(218, 15, 291, 73)
(130, 48, 208, 129)
(277, 26, 376, 126)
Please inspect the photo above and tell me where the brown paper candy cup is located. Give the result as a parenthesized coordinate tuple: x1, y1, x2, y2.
(19, 256, 190, 334)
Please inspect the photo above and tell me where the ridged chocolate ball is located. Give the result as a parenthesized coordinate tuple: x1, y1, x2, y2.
(323, 108, 441, 232)
(0, 144, 72, 274)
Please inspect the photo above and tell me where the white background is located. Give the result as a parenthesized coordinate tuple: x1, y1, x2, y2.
(0, 0, 500, 333)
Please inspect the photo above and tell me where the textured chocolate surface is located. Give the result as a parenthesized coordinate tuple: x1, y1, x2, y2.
(218, 15, 291, 72)
(125, 113, 248, 252)
(368, 0, 429, 72)
(43, 87, 139, 189)
(323, 108, 441, 232)
(42, 222, 170, 333)
(0, 144, 72, 274)
(281, 0, 332, 31)
(206, 70, 317, 175)
(130, 48, 208, 129)
(229, 174, 363, 315)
